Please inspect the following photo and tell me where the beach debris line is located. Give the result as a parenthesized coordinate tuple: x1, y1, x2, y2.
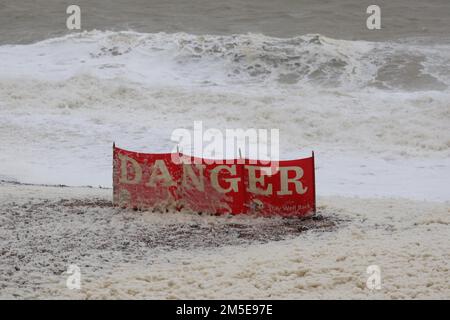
(113, 145, 316, 217)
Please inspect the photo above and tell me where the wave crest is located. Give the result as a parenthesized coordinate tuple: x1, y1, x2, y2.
(1, 31, 449, 90)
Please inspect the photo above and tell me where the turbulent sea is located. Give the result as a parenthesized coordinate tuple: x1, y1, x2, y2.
(0, 1, 449, 201)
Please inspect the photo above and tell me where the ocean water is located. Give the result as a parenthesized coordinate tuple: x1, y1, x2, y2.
(0, 2, 449, 201)
(2, 0, 450, 44)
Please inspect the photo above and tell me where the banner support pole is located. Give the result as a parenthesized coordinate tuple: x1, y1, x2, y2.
(312, 150, 316, 214)
(112, 141, 116, 206)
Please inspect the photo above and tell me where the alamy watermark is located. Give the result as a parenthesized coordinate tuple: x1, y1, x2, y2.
(366, 265, 381, 290)
(170, 121, 280, 165)
(366, 5, 381, 30)
(66, 264, 81, 290)
(66, 5, 81, 30)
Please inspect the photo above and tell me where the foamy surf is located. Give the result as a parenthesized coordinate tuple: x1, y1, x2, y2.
(1, 30, 449, 89)
(0, 31, 449, 201)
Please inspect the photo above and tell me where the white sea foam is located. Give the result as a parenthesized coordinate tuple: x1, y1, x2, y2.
(1, 31, 449, 89)
(1, 184, 448, 299)
(0, 31, 449, 200)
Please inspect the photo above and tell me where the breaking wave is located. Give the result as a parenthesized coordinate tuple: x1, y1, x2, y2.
(1, 30, 449, 91)
(0, 31, 449, 191)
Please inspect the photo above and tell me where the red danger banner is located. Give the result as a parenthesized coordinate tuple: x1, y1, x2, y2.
(113, 145, 316, 217)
